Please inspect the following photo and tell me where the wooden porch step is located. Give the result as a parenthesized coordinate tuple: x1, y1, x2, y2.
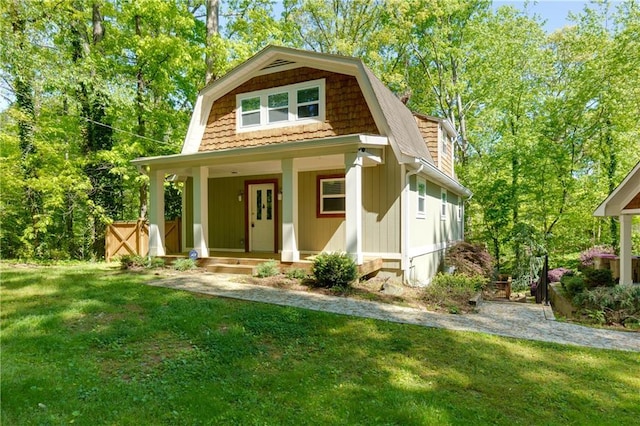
(207, 263, 257, 275)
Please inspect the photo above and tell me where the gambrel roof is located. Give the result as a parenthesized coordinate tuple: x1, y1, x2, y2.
(182, 45, 435, 165)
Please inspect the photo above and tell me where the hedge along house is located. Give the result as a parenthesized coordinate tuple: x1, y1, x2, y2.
(132, 46, 471, 285)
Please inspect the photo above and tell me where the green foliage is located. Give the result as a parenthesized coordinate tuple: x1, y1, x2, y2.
(573, 284, 640, 326)
(255, 260, 279, 278)
(173, 257, 197, 271)
(561, 274, 586, 298)
(582, 268, 615, 288)
(312, 252, 358, 288)
(147, 257, 166, 269)
(423, 273, 486, 313)
(285, 268, 307, 280)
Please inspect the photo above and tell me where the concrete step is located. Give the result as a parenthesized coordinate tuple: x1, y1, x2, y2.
(207, 263, 256, 275)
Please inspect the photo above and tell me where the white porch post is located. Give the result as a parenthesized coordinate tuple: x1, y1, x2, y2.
(193, 166, 209, 258)
(281, 158, 300, 262)
(620, 214, 632, 284)
(345, 152, 363, 265)
(148, 169, 166, 256)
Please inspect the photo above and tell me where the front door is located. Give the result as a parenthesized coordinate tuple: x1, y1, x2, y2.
(249, 183, 275, 252)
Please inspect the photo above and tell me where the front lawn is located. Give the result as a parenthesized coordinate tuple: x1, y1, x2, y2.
(2, 263, 639, 425)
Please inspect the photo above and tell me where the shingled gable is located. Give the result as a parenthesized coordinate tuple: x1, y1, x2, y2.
(181, 45, 436, 166)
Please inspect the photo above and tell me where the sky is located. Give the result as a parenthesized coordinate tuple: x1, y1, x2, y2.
(493, 0, 589, 32)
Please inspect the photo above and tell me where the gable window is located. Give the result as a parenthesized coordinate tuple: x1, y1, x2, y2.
(268, 92, 289, 123)
(237, 79, 325, 132)
(441, 189, 447, 220)
(417, 177, 426, 219)
(240, 97, 261, 127)
(317, 175, 345, 217)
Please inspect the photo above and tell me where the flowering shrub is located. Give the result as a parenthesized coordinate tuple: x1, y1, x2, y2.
(547, 267, 572, 283)
(579, 245, 615, 268)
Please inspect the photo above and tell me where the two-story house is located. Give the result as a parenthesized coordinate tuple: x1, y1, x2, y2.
(132, 46, 471, 285)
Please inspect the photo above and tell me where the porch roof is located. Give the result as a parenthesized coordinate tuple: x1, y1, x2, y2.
(594, 161, 640, 217)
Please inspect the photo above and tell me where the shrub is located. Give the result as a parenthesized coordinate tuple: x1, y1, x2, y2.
(312, 252, 358, 288)
(147, 257, 165, 269)
(119, 254, 147, 270)
(561, 274, 586, 298)
(174, 258, 197, 271)
(573, 284, 640, 326)
(579, 245, 614, 269)
(445, 242, 493, 278)
(582, 268, 614, 288)
(423, 273, 487, 313)
(547, 267, 572, 283)
(256, 260, 279, 278)
(285, 268, 307, 280)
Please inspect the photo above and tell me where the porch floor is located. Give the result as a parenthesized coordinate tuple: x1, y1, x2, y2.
(161, 252, 383, 277)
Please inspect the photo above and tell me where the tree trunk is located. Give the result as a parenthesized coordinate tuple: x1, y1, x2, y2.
(135, 14, 149, 220)
(205, 0, 220, 85)
(10, 1, 41, 255)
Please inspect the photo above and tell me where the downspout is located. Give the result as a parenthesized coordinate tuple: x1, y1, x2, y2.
(402, 163, 424, 284)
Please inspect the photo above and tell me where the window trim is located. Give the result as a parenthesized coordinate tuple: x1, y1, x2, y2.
(236, 79, 325, 132)
(441, 189, 448, 220)
(317, 174, 346, 218)
(457, 198, 463, 222)
(416, 176, 426, 219)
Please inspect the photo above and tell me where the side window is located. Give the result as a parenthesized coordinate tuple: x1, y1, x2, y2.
(417, 177, 426, 219)
(441, 189, 447, 220)
(457, 197, 463, 222)
(317, 175, 345, 217)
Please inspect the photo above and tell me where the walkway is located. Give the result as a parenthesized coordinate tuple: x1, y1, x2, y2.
(147, 274, 640, 353)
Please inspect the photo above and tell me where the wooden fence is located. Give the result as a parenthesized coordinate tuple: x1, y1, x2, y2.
(105, 219, 181, 261)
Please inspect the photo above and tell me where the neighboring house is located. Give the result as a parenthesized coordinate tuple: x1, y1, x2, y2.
(132, 46, 471, 285)
(594, 161, 640, 284)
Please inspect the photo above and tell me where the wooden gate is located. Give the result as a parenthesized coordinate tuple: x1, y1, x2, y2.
(105, 219, 181, 261)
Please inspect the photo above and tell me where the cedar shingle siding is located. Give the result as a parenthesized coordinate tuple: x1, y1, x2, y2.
(200, 67, 380, 152)
(414, 116, 439, 165)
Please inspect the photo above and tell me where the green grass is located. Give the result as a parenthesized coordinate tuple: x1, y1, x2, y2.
(2, 263, 639, 425)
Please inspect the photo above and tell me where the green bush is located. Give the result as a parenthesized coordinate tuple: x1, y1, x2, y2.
(147, 257, 165, 269)
(312, 252, 358, 288)
(561, 274, 586, 298)
(582, 268, 614, 288)
(423, 273, 486, 313)
(256, 260, 280, 278)
(173, 258, 197, 271)
(573, 284, 640, 326)
(285, 268, 307, 280)
(118, 254, 147, 270)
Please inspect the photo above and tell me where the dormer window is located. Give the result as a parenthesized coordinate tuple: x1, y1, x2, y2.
(237, 79, 325, 132)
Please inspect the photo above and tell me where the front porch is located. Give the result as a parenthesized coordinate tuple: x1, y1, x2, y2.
(161, 251, 383, 277)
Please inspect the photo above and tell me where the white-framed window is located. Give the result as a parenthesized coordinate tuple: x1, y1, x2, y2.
(417, 177, 426, 219)
(317, 175, 345, 217)
(457, 197, 463, 222)
(441, 189, 447, 220)
(236, 79, 325, 132)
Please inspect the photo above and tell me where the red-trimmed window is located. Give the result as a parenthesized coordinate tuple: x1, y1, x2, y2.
(317, 175, 345, 217)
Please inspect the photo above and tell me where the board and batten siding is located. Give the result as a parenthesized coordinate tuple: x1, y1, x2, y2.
(298, 169, 345, 252)
(362, 146, 401, 255)
(407, 175, 463, 284)
(184, 174, 283, 251)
